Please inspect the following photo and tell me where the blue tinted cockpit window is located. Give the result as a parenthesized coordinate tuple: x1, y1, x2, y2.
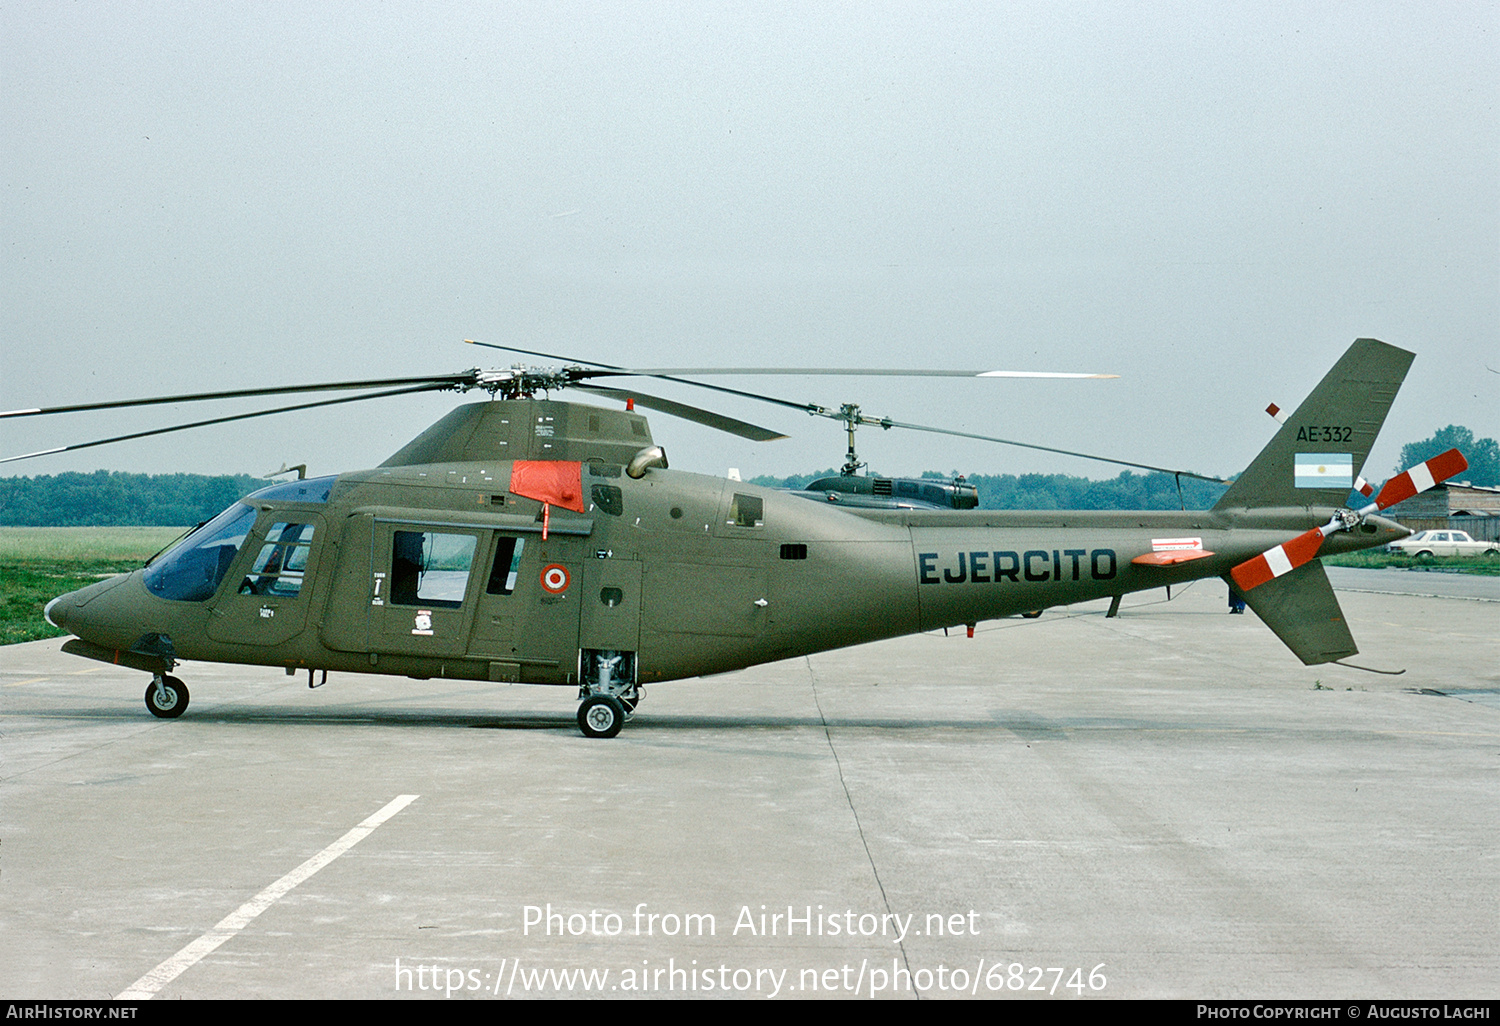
(143, 503, 257, 602)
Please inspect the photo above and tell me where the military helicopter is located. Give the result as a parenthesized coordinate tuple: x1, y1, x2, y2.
(11, 338, 1466, 737)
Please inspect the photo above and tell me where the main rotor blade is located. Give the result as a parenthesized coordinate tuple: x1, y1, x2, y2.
(468, 339, 820, 413)
(466, 340, 1200, 477)
(462, 339, 1116, 379)
(466, 339, 630, 370)
(568, 384, 789, 442)
(0, 374, 476, 420)
(876, 417, 1230, 483)
(586, 367, 1118, 379)
(0, 384, 451, 465)
(467, 339, 1122, 420)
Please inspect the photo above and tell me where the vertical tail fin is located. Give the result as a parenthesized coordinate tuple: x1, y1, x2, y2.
(1213, 339, 1414, 511)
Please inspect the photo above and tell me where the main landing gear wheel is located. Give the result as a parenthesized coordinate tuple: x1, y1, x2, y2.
(145, 675, 189, 719)
(577, 695, 625, 739)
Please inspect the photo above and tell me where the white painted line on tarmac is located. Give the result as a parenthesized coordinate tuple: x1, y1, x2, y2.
(116, 793, 419, 1000)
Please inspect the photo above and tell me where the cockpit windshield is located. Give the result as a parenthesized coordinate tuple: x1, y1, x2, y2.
(139, 478, 333, 603)
(143, 503, 258, 602)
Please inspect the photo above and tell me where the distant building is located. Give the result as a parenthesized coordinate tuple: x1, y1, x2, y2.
(1386, 481, 1500, 542)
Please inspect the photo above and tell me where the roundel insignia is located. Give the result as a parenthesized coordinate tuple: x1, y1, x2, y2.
(540, 564, 571, 594)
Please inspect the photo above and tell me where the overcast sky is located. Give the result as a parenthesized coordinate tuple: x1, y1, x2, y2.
(3, 1, 1496, 487)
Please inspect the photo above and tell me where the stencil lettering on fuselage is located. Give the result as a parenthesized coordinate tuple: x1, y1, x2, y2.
(917, 549, 1117, 585)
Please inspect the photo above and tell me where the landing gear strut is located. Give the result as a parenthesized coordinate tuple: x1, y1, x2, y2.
(576, 649, 641, 738)
(145, 674, 189, 718)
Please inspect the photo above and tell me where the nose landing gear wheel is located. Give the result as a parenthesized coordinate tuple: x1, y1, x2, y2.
(577, 695, 625, 739)
(145, 675, 189, 718)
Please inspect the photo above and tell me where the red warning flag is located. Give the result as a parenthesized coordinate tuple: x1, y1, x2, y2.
(509, 461, 586, 513)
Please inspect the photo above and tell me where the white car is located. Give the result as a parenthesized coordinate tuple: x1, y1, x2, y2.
(1386, 530, 1498, 558)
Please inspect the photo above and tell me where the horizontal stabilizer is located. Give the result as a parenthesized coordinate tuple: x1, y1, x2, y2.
(1229, 562, 1357, 665)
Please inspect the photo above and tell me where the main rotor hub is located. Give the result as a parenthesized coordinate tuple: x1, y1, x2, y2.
(467, 364, 592, 400)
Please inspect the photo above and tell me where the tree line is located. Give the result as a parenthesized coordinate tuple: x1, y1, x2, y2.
(1397, 426, 1498, 486)
(0, 471, 264, 527)
(2, 424, 1489, 526)
(753, 425, 1498, 506)
(4, 467, 1226, 525)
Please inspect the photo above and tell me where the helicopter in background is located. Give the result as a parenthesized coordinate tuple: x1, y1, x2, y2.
(7, 338, 1465, 737)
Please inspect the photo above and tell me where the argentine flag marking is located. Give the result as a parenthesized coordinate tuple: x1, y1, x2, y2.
(1294, 453, 1353, 489)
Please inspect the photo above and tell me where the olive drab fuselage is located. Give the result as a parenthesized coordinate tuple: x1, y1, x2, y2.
(45, 408, 1406, 688)
(37, 340, 1434, 737)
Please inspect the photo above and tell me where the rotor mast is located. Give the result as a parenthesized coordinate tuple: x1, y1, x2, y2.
(833, 402, 895, 477)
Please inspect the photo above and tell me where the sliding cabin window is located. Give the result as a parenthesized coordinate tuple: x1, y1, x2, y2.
(486, 537, 526, 595)
(390, 531, 477, 609)
(239, 522, 315, 598)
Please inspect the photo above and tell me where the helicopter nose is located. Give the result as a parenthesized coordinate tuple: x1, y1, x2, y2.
(45, 574, 141, 648)
(44, 586, 95, 634)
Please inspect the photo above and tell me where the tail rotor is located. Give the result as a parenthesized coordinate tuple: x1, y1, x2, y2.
(1230, 449, 1468, 591)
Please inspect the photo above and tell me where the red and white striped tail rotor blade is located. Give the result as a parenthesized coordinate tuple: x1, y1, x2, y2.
(1231, 526, 1329, 592)
(1232, 449, 1469, 594)
(1371, 449, 1468, 511)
